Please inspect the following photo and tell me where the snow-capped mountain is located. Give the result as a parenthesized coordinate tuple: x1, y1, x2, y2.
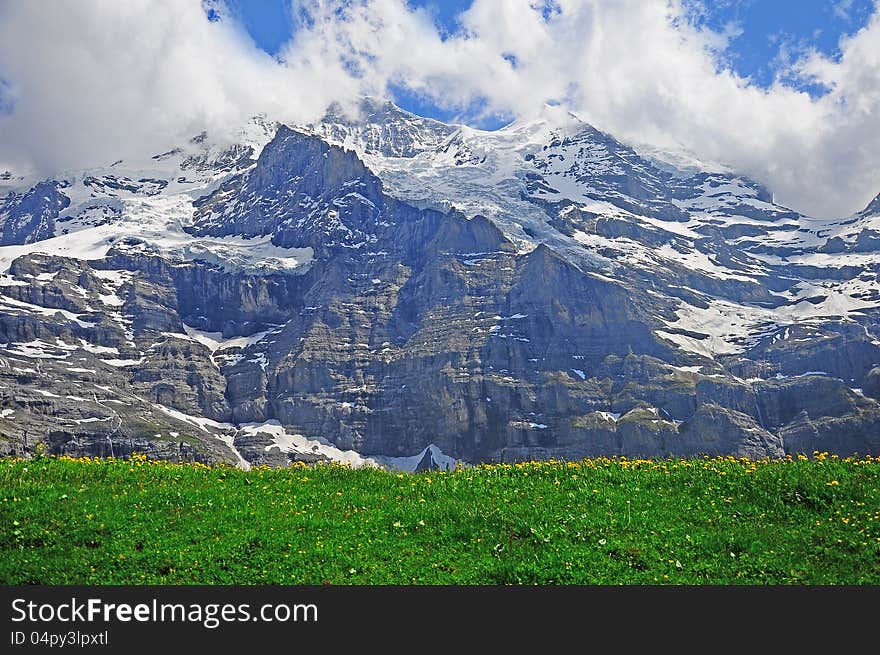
(1, 98, 879, 468)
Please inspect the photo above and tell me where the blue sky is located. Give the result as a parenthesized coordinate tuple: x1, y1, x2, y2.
(686, 0, 877, 88)
(231, 0, 877, 126)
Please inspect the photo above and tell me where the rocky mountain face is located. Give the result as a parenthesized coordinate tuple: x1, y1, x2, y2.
(2, 99, 879, 468)
(0, 181, 71, 245)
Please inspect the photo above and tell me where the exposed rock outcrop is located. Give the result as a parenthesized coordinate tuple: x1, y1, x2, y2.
(2, 109, 879, 466)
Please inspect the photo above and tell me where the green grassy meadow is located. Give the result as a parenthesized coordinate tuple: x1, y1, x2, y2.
(1, 453, 878, 584)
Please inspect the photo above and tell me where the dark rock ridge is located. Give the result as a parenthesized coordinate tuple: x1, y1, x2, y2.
(314, 98, 459, 158)
(190, 126, 386, 254)
(0, 181, 70, 245)
(860, 192, 880, 217)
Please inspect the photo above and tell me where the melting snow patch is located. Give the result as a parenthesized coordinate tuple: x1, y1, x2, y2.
(98, 292, 125, 307)
(152, 404, 250, 470)
(79, 342, 119, 355)
(241, 420, 377, 468)
(181, 325, 224, 352)
(5, 340, 74, 359)
(214, 433, 251, 471)
(0, 295, 95, 327)
(571, 369, 586, 380)
(375, 444, 460, 473)
(180, 324, 274, 355)
(0, 276, 29, 287)
(154, 404, 233, 433)
(101, 358, 144, 367)
(249, 353, 268, 371)
(176, 239, 314, 275)
(776, 371, 829, 379)
(93, 270, 130, 284)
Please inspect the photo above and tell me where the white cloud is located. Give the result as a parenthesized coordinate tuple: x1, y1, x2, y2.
(0, 0, 363, 175)
(285, 0, 880, 217)
(1, 0, 878, 218)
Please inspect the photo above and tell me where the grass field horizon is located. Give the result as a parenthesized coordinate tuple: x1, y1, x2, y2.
(1, 453, 878, 585)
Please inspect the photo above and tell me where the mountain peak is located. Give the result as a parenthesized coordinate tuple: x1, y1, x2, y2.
(323, 96, 414, 123)
(501, 103, 586, 138)
(860, 191, 880, 216)
(309, 96, 458, 158)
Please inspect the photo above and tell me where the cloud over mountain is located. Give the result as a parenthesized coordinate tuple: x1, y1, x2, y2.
(1, 0, 878, 218)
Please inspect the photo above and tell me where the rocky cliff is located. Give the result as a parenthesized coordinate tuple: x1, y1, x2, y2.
(2, 102, 879, 467)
